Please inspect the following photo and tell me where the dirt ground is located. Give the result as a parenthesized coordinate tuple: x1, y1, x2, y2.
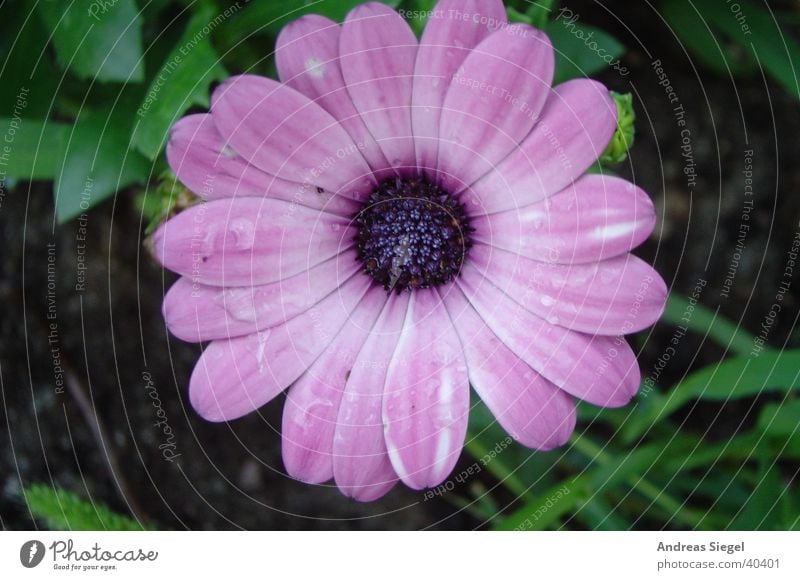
(2, 1, 798, 529)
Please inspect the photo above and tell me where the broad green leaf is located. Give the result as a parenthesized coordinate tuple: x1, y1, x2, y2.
(55, 102, 150, 222)
(699, 0, 800, 100)
(24, 484, 149, 531)
(624, 350, 800, 442)
(235, 0, 402, 38)
(661, 0, 756, 77)
(544, 18, 625, 84)
(757, 399, 800, 438)
(0, 118, 70, 180)
(0, 8, 59, 116)
(133, 7, 227, 159)
(37, 0, 144, 83)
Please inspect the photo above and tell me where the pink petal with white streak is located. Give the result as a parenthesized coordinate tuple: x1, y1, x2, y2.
(383, 291, 469, 489)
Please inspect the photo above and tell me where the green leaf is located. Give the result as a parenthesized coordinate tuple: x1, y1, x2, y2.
(661, 292, 758, 357)
(544, 18, 626, 83)
(699, 0, 800, 100)
(624, 349, 800, 442)
(494, 475, 584, 530)
(0, 117, 70, 180)
(661, 0, 756, 77)
(757, 399, 800, 438)
(24, 484, 149, 531)
(0, 9, 60, 117)
(133, 7, 227, 160)
(55, 102, 151, 222)
(37, 0, 144, 83)
(731, 456, 786, 530)
(235, 0, 402, 38)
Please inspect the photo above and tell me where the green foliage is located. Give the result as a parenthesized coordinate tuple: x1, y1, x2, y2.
(24, 484, 149, 531)
(132, 5, 227, 160)
(662, 0, 800, 100)
(36, 0, 145, 83)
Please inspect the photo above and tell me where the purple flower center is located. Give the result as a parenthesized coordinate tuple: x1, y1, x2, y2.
(354, 177, 473, 292)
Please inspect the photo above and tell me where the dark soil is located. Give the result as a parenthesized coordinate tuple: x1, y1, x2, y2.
(2, 0, 798, 529)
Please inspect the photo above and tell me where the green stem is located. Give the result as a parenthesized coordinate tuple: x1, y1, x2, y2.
(464, 433, 532, 500)
(570, 434, 709, 529)
(662, 294, 759, 357)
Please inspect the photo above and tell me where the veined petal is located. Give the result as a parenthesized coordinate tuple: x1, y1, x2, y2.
(411, 0, 506, 173)
(333, 293, 410, 501)
(281, 288, 388, 484)
(469, 245, 667, 335)
(442, 286, 576, 449)
(189, 275, 372, 422)
(162, 254, 361, 342)
(474, 174, 656, 264)
(470, 79, 617, 214)
(383, 291, 469, 489)
(276, 15, 391, 177)
(437, 24, 554, 192)
(459, 266, 640, 407)
(211, 74, 375, 198)
(168, 114, 357, 215)
(152, 197, 352, 286)
(340, 3, 418, 173)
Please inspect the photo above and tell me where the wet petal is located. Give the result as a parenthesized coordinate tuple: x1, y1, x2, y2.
(333, 293, 409, 501)
(474, 174, 656, 264)
(276, 15, 391, 177)
(189, 275, 371, 422)
(469, 245, 667, 335)
(442, 286, 576, 449)
(383, 291, 469, 489)
(340, 3, 418, 172)
(211, 74, 374, 198)
(470, 79, 617, 214)
(459, 266, 640, 407)
(437, 24, 553, 192)
(162, 254, 361, 342)
(281, 288, 388, 484)
(152, 197, 352, 286)
(411, 0, 506, 173)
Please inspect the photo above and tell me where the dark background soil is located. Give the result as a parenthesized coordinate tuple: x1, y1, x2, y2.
(2, 1, 798, 530)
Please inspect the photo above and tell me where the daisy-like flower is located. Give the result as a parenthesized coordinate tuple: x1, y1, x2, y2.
(154, 0, 667, 501)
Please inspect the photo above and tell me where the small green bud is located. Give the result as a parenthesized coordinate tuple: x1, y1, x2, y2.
(600, 91, 636, 165)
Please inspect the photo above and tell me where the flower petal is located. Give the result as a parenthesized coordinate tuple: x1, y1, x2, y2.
(211, 74, 375, 197)
(470, 79, 617, 214)
(411, 0, 506, 173)
(442, 286, 576, 449)
(459, 266, 640, 407)
(340, 2, 418, 172)
(436, 24, 554, 192)
(162, 254, 361, 343)
(474, 174, 656, 264)
(276, 15, 391, 177)
(167, 114, 358, 215)
(281, 288, 388, 484)
(189, 275, 372, 422)
(469, 245, 667, 335)
(383, 291, 469, 489)
(333, 293, 409, 501)
(152, 197, 352, 286)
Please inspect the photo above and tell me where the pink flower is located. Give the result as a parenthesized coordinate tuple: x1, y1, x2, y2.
(154, 0, 666, 501)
